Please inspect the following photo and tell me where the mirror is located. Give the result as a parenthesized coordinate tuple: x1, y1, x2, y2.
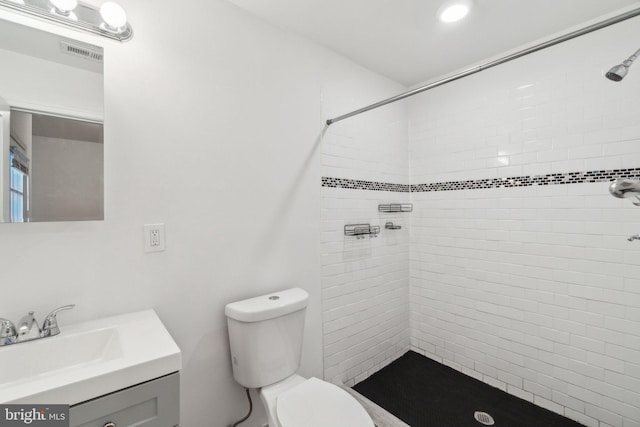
(0, 17, 104, 222)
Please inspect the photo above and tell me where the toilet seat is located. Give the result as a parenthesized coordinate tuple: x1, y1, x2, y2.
(276, 377, 374, 427)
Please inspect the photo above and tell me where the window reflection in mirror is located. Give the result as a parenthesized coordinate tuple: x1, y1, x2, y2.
(0, 17, 104, 223)
(10, 111, 103, 222)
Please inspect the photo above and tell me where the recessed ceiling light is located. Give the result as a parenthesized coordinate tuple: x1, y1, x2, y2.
(438, 0, 472, 23)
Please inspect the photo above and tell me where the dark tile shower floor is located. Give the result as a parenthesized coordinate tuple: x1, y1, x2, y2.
(353, 351, 585, 427)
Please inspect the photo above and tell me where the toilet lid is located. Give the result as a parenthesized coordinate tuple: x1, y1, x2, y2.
(276, 377, 374, 427)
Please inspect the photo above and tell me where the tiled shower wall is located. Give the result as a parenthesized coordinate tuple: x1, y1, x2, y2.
(408, 16, 640, 427)
(321, 187, 410, 386)
(320, 78, 411, 386)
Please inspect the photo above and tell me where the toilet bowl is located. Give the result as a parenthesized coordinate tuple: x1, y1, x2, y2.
(225, 288, 374, 427)
(260, 374, 374, 427)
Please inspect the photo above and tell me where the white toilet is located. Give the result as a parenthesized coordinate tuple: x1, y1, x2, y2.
(225, 287, 374, 427)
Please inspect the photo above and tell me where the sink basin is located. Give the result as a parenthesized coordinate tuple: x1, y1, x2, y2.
(0, 328, 123, 384)
(0, 310, 181, 405)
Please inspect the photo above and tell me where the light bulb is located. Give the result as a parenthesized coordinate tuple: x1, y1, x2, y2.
(50, 0, 78, 13)
(100, 2, 127, 31)
(438, 0, 472, 23)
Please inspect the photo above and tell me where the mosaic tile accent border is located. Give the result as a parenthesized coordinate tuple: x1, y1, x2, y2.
(322, 167, 640, 193)
(322, 177, 410, 192)
(410, 168, 640, 192)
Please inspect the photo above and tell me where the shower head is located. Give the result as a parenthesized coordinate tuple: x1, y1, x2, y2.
(609, 178, 640, 198)
(606, 48, 640, 82)
(606, 63, 630, 81)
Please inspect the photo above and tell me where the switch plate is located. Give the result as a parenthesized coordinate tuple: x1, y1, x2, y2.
(144, 223, 165, 253)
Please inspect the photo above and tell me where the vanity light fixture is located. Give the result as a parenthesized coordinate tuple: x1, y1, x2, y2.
(99, 1, 126, 32)
(438, 0, 473, 23)
(0, 0, 133, 41)
(50, 0, 77, 15)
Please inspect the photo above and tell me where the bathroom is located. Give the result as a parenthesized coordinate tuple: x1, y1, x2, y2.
(0, 0, 639, 426)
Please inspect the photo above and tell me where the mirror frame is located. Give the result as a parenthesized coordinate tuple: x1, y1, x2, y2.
(0, 96, 10, 222)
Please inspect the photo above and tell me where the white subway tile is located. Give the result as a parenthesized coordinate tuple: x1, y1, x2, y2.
(483, 376, 507, 392)
(326, 23, 640, 427)
(534, 396, 565, 416)
(563, 408, 599, 427)
(585, 405, 625, 427)
(524, 379, 552, 400)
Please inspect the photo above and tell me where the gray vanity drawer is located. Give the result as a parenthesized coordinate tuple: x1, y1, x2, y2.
(70, 372, 180, 427)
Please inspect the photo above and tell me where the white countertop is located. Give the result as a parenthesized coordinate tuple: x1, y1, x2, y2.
(0, 309, 181, 405)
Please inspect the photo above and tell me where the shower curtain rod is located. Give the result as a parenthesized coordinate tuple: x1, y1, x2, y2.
(326, 7, 640, 126)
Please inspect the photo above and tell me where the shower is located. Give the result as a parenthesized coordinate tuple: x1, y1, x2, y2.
(606, 48, 640, 81)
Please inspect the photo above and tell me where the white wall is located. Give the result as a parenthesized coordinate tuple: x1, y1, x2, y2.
(0, 48, 103, 120)
(0, 1, 411, 426)
(320, 76, 412, 386)
(408, 16, 640, 427)
(321, 186, 411, 386)
(30, 136, 103, 221)
(322, 80, 410, 185)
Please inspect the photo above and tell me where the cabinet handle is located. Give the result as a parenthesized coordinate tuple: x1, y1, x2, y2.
(104, 423, 116, 427)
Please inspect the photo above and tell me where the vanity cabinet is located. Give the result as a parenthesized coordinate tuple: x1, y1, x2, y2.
(69, 373, 180, 427)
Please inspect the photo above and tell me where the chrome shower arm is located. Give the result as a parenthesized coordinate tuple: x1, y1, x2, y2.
(609, 178, 640, 199)
(326, 7, 640, 125)
(619, 48, 640, 67)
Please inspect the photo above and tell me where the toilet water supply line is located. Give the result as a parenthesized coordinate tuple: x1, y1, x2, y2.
(325, 6, 640, 126)
(231, 388, 253, 427)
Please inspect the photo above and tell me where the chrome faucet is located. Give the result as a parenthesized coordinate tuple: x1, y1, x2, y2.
(0, 319, 17, 346)
(41, 305, 75, 337)
(629, 235, 640, 242)
(0, 305, 75, 346)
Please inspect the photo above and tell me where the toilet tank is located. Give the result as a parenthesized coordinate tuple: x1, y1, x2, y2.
(225, 288, 309, 389)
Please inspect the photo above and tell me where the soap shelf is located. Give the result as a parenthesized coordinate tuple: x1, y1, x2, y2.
(378, 203, 413, 213)
(344, 224, 380, 239)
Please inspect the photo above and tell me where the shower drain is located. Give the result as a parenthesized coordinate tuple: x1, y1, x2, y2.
(474, 411, 495, 425)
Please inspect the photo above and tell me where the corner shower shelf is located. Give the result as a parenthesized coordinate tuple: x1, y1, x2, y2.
(379, 203, 413, 213)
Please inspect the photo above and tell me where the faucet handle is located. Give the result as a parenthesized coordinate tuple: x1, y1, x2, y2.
(0, 318, 17, 344)
(41, 305, 75, 337)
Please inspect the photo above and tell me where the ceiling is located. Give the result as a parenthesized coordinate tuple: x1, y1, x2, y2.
(32, 113, 103, 144)
(226, 0, 640, 86)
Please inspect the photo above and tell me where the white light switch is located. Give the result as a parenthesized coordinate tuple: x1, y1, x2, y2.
(144, 223, 165, 253)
